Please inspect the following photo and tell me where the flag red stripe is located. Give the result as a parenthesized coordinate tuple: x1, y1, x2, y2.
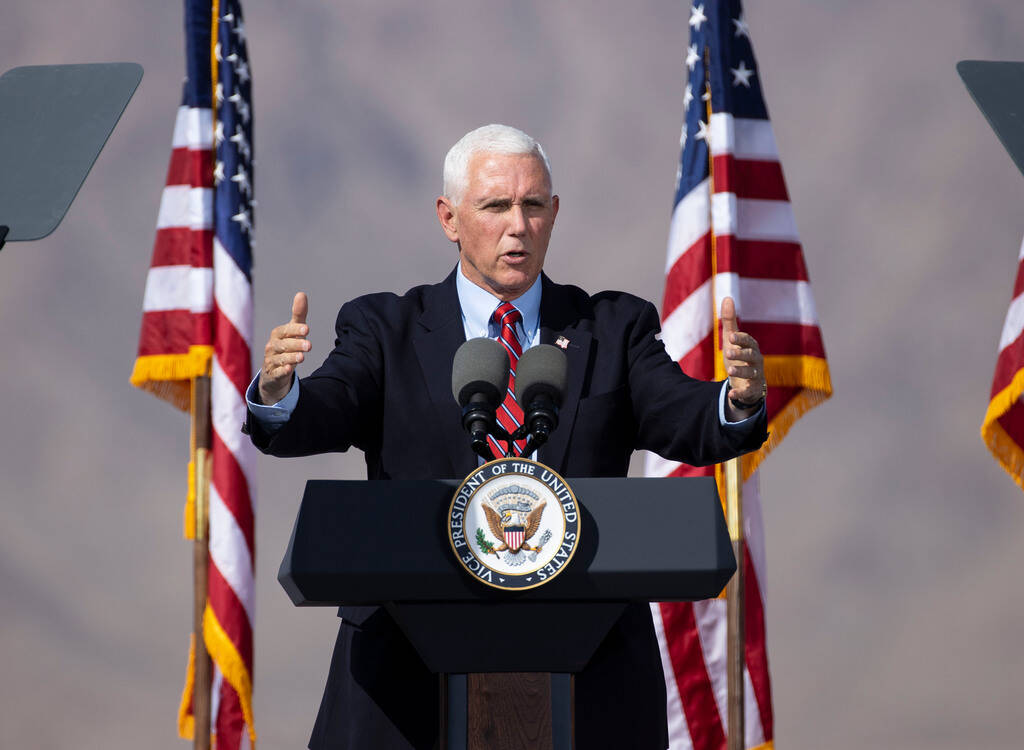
(997, 403, 1024, 441)
(743, 546, 774, 740)
(208, 563, 253, 670)
(990, 332, 1024, 396)
(663, 234, 713, 316)
(215, 680, 245, 749)
(678, 332, 715, 382)
(665, 462, 715, 478)
(137, 310, 214, 355)
(166, 146, 214, 188)
(765, 386, 800, 422)
(662, 237, 810, 324)
(211, 432, 255, 554)
(213, 307, 253, 397)
(659, 602, 727, 749)
(741, 321, 827, 359)
(712, 155, 789, 201)
(1011, 263, 1024, 300)
(713, 237, 809, 281)
(671, 323, 827, 378)
(151, 227, 214, 268)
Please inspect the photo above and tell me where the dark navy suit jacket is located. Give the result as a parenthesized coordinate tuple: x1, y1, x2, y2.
(247, 269, 767, 749)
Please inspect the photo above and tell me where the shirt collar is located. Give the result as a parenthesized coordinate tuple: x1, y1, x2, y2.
(455, 263, 542, 342)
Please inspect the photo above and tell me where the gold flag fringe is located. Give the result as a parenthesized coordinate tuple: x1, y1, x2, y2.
(184, 459, 197, 540)
(129, 347, 215, 411)
(981, 368, 1024, 491)
(204, 604, 257, 747)
(177, 635, 197, 740)
(177, 610, 259, 746)
(740, 355, 833, 482)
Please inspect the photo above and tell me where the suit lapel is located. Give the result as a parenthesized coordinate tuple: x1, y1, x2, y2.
(411, 270, 478, 477)
(537, 275, 592, 474)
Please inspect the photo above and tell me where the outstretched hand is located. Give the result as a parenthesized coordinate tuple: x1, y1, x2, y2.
(721, 296, 766, 418)
(258, 292, 311, 405)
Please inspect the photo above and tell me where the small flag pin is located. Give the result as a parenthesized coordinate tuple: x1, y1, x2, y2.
(555, 336, 570, 350)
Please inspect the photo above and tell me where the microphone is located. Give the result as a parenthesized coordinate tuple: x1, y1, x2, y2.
(451, 337, 510, 461)
(514, 344, 568, 452)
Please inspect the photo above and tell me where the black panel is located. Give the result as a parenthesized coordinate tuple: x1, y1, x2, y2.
(0, 63, 142, 241)
(958, 60, 1024, 179)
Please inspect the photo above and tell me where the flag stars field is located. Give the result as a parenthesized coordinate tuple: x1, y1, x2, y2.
(733, 14, 750, 39)
(687, 44, 701, 71)
(690, 4, 708, 31)
(731, 60, 754, 87)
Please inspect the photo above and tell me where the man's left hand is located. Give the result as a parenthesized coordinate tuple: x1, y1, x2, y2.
(721, 296, 766, 420)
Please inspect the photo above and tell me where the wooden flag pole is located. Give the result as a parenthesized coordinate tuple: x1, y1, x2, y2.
(703, 43, 746, 750)
(192, 9, 220, 746)
(192, 374, 213, 750)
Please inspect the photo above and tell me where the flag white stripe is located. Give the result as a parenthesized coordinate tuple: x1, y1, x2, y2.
(711, 193, 799, 243)
(643, 451, 684, 478)
(209, 484, 255, 622)
(710, 113, 780, 161)
(692, 598, 729, 726)
(715, 275, 820, 325)
(142, 266, 213, 313)
(662, 275, 820, 366)
(661, 280, 714, 361)
(156, 186, 214, 230)
(709, 112, 736, 157)
(172, 105, 214, 150)
(733, 117, 781, 161)
(742, 478, 768, 603)
(210, 667, 224, 725)
(998, 292, 1024, 352)
(665, 180, 711, 273)
(743, 666, 767, 747)
(213, 238, 254, 348)
(650, 603, 695, 750)
(211, 358, 258, 494)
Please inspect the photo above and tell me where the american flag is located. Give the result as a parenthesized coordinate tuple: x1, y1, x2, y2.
(130, 1, 256, 747)
(982, 235, 1024, 489)
(645, 2, 832, 748)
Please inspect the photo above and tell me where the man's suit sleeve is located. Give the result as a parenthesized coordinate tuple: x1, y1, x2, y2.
(246, 299, 384, 457)
(627, 301, 767, 465)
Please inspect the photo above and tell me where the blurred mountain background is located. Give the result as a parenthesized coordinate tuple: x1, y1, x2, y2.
(2, 1, 1023, 747)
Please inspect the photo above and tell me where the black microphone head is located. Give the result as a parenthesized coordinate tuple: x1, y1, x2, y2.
(451, 337, 510, 407)
(515, 344, 568, 407)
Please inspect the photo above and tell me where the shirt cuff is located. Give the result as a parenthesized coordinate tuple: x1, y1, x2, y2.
(246, 374, 299, 428)
(718, 380, 765, 427)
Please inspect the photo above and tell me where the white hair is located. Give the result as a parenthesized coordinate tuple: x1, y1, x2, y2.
(442, 124, 553, 204)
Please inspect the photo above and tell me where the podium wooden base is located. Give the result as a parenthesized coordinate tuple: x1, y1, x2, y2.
(443, 673, 573, 750)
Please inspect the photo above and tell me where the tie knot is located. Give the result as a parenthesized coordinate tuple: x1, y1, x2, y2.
(493, 302, 522, 328)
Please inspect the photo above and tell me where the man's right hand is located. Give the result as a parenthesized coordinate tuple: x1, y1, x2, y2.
(258, 292, 311, 405)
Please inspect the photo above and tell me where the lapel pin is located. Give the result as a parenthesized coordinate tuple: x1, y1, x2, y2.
(555, 336, 570, 350)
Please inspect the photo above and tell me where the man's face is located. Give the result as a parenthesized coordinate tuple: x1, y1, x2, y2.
(437, 151, 559, 301)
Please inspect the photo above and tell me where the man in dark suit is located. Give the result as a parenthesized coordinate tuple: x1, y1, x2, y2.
(246, 124, 768, 749)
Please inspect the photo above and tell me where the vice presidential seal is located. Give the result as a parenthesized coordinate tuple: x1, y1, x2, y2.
(447, 457, 581, 591)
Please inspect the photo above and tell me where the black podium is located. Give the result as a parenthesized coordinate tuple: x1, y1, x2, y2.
(280, 476, 735, 749)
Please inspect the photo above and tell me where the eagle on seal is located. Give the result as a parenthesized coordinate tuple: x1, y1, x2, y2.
(483, 500, 547, 555)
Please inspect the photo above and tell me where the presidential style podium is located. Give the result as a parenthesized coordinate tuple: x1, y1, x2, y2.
(280, 475, 736, 750)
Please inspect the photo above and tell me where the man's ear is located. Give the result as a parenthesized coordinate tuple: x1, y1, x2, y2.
(552, 194, 560, 222)
(436, 196, 459, 242)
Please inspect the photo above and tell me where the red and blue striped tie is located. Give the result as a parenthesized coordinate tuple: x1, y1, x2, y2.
(489, 302, 527, 457)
